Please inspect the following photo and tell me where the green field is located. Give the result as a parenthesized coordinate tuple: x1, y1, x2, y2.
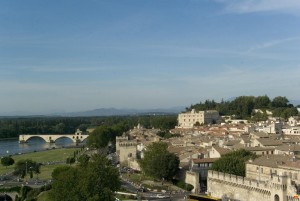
(0, 148, 81, 179)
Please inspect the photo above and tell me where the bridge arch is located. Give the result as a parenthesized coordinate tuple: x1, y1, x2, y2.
(52, 136, 76, 143)
(0, 193, 13, 201)
(24, 136, 48, 143)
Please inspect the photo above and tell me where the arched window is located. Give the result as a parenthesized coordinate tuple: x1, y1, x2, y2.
(274, 194, 280, 201)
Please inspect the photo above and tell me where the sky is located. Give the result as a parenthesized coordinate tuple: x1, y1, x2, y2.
(0, 0, 300, 115)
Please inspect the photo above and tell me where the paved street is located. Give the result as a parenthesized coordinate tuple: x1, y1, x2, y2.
(121, 179, 188, 201)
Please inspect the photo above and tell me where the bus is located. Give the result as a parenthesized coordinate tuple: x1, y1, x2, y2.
(189, 194, 221, 201)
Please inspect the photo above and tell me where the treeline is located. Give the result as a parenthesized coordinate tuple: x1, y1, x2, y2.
(186, 95, 299, 120)
(0, 115, 177, 139)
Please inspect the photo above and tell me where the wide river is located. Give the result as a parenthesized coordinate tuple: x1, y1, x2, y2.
(0, 137, 83, 157)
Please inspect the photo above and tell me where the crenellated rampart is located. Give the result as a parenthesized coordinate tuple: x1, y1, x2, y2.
(207, 170, 298, 201)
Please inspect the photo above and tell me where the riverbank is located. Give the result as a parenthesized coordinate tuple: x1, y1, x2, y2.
(0, 137, 18, 141)
(0, 137, 84, 157)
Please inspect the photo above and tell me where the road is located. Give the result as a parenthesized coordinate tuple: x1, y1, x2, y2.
(121, 179, 188, 201)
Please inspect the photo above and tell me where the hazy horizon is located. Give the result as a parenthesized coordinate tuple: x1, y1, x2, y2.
(1, 0, 300, 114)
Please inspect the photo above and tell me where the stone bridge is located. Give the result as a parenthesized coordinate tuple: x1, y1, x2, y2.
(19, 130, 89, 143)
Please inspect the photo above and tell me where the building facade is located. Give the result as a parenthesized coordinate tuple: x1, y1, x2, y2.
(178, 109, 221, 128)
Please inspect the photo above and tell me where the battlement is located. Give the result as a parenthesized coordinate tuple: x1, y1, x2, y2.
(208, 170, 289, 191)
(208, 170, 296, 201)
(119, 141, 137, 147)
(116, 136, 128, 141)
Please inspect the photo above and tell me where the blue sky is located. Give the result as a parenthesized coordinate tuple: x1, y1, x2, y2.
(1, 0, 300, 114)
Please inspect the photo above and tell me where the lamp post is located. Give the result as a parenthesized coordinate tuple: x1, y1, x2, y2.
(25, 161, 28, 181)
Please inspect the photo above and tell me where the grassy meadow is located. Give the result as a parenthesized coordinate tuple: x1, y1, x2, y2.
(0, 148, 81, 179)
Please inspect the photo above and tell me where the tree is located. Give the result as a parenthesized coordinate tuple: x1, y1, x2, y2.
(254, 95, 270, 109)
(78, 154, 90, 167)
(13, 159, 40, 178)
(271, 96, 289, 108)
(50, 154, 121, 201)
(50, 166, 81, 201)
(1, 156, 14, 168)
(66, 157, 76, 165)
(194, 121, 201, 127)
(139, 142, 179, 180)
(210, 149, 257, 177)
(87, 125, 113, 148)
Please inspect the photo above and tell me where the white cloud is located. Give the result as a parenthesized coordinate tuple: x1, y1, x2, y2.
(217, 0, 300, 15)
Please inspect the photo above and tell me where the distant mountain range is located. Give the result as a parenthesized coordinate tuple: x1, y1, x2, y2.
(0, 106, 185, 117)
(1, 97, 299, 117)
(61, 107, 185, 117)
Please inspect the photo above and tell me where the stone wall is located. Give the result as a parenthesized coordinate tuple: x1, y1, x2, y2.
(207, 170, 298, 201)
(185, 171, 200, 193)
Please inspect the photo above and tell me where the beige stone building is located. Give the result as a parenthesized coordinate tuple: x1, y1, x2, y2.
(177, 109, 221, 128)
(116, 136, 138, 166)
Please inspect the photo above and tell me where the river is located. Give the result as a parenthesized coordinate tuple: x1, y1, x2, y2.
(0, 137, 84, 157)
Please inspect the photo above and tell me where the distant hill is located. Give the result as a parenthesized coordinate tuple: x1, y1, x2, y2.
(59, 106, 185, 117)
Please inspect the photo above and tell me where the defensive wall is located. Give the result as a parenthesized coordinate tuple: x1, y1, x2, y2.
(207, 170, 299, 201)
(185, 171, 200, 193)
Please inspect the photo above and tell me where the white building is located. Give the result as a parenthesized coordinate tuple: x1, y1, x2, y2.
(177, 109, 221, 128)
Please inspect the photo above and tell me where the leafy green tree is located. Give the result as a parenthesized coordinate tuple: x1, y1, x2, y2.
(271, 96, 289, 108)
(87, 125, 113, 148)
(139, 142, 179, 180)
(1, 156, 14, 168)
(50, 154, 120, 201)
(52, 123, 66, 134)
(272, 107, 298, 119)
(194, 121, 201, 127)
(254, 95, 270, 109)
(50, 166, 81, 201)
(66, 157, 76, 165)
(78, 154, 90, 167)
(13, 159, 40, 178)
(210, 149, 257, 176)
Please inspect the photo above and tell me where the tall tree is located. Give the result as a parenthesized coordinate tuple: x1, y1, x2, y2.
(13, 159, 40, 178)
(87, 125, 113, 148)
(139, 142, 179, 180)
(254, 95, 271, 109)
(271, 96, 289, 108)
